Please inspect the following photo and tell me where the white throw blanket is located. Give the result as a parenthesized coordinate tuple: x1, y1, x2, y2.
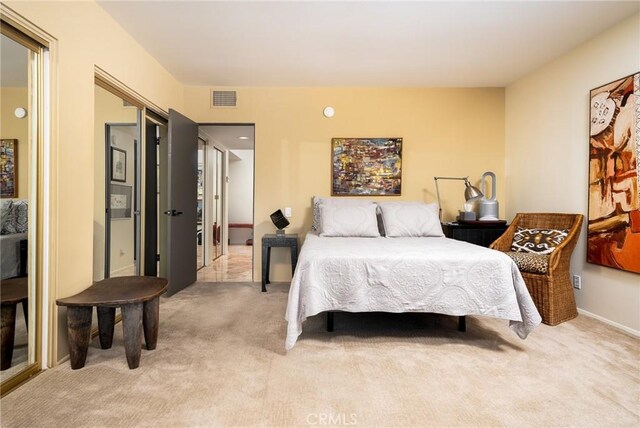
(285, 233, 541, 350)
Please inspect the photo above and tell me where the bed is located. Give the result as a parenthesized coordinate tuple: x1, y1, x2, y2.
(284, 199, 542, 350)
(1, 199, 28, 280)
(1, 233, 27, 280)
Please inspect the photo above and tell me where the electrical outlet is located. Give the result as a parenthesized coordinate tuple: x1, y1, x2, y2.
(572, 275, 582, 290)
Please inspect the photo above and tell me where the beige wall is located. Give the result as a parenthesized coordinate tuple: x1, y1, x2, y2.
(505, 14, 640, 332)
(184, 87, 506, 281)
(0, 87, 29, 199)
(5, 1, 184, 361)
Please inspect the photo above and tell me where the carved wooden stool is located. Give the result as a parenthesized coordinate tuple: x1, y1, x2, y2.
(1, 277, 28, 371)
(56, 276, 167, 370)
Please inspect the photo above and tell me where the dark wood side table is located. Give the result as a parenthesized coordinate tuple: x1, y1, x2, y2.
(442, 221, 508, 248)
(56, 276, 167, 370)
(261, 234, 298, 292)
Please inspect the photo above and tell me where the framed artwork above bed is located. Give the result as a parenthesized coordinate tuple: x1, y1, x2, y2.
(587, 72, 639, 274)
(331, 137, 402, 196)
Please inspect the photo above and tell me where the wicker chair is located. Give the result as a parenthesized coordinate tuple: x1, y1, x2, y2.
(490, 213, 584, 325)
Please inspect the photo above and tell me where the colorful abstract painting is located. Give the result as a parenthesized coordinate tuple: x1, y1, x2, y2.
(0, 139, 17, 198)
(332, 138, 402, 196)
(587, 72, 640, 274)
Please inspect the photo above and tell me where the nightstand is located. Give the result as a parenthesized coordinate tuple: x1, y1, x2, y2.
(442, 221, 508, 247)
(261, 234, 299, 292)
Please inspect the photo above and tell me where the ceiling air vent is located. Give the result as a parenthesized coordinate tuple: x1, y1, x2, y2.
(211, 90, 237, 108)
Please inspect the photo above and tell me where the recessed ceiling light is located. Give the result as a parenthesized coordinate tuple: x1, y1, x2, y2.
(238, 136, 249, 140)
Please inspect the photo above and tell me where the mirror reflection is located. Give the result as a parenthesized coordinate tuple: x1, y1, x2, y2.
(93, 84, 141, 281)
(0, 32, 37, 380)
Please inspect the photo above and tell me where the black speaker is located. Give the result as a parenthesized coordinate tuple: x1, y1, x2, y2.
(270, 209, 290, 231)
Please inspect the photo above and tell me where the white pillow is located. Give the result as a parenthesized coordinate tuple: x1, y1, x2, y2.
(311, 196, 374, 233)
(320, 204, 380, 237)
(379, 203, 444, 237)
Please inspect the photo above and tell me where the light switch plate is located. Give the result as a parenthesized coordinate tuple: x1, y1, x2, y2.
(284, 207, 292, 218)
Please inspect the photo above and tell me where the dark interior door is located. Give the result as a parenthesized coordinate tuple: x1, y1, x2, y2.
(165, 109, 198, 295)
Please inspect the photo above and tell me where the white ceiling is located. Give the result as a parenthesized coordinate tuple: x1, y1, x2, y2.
(98, 1, 639, 87)
(200, 125, 255, 150)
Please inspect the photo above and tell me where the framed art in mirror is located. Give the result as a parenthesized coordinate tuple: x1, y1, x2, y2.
(110, 146, 127, 183)
(0, 139, 18, 198)
(110, 184, 132, 219)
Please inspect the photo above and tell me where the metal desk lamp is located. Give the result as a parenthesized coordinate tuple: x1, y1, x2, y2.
(270, 209, 290, 235)
(433, 176, 483, 221)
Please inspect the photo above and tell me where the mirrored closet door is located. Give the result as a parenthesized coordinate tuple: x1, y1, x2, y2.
(197, 137, 206, 269)
(0, 22, 45, 393)
(93, 83, 142, 281)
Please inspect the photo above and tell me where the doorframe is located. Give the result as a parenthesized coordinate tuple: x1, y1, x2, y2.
(198, 123, 255, 280)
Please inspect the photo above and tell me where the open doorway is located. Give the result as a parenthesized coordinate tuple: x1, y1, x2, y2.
(197, 124, 254, 282)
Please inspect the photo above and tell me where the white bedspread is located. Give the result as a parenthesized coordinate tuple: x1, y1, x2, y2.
(285, 233, 541, 350)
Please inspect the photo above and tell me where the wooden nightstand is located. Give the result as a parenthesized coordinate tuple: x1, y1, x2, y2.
(261, 234, 299, 292)
(442, 221, 508, 247)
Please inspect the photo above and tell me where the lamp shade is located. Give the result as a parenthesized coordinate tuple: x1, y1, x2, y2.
(464, 180, 483, 201)
(270, 209, 290, 230)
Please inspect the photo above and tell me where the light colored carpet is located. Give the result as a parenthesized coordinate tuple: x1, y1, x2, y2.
(1, 281, 638, 427)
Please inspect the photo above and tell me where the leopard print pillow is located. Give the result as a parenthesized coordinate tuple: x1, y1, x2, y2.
(505, 251, 549, 274)
(511, 227, 568, 254)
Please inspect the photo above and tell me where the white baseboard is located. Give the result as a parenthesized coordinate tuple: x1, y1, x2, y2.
(577, 308, 640, 337)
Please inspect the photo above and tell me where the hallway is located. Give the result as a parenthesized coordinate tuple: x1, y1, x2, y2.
(197, 245, 253, 282)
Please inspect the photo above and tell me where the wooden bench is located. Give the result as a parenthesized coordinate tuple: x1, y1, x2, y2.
(1, 277, 28, 371)
(56, 276, 167, 370)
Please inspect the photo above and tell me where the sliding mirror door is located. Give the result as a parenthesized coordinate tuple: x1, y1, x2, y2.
(212, 147, 223, 261)
(0, 24, 44, 392)
(93, 83, 141, 281)
(197, 137, 206, 269)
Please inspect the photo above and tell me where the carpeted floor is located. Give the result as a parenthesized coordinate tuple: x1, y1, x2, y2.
(1, 281, 638, 427)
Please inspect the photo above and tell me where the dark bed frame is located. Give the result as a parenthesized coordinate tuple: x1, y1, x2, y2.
(325, 311, 466, 333)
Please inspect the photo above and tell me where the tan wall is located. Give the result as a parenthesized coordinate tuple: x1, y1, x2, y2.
(505, 14, 640, 332)
(0, 87, 29, 199)
(184, 87, 506, 281)
(5, 1, 184, 361)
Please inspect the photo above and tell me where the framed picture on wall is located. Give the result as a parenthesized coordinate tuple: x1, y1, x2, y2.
(110, 147, 127, 182)
(0, 139, 18, 198)
(110, 184, 132, 219)
(587, 72, 639, 274)
(331, 137, 403, 196)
